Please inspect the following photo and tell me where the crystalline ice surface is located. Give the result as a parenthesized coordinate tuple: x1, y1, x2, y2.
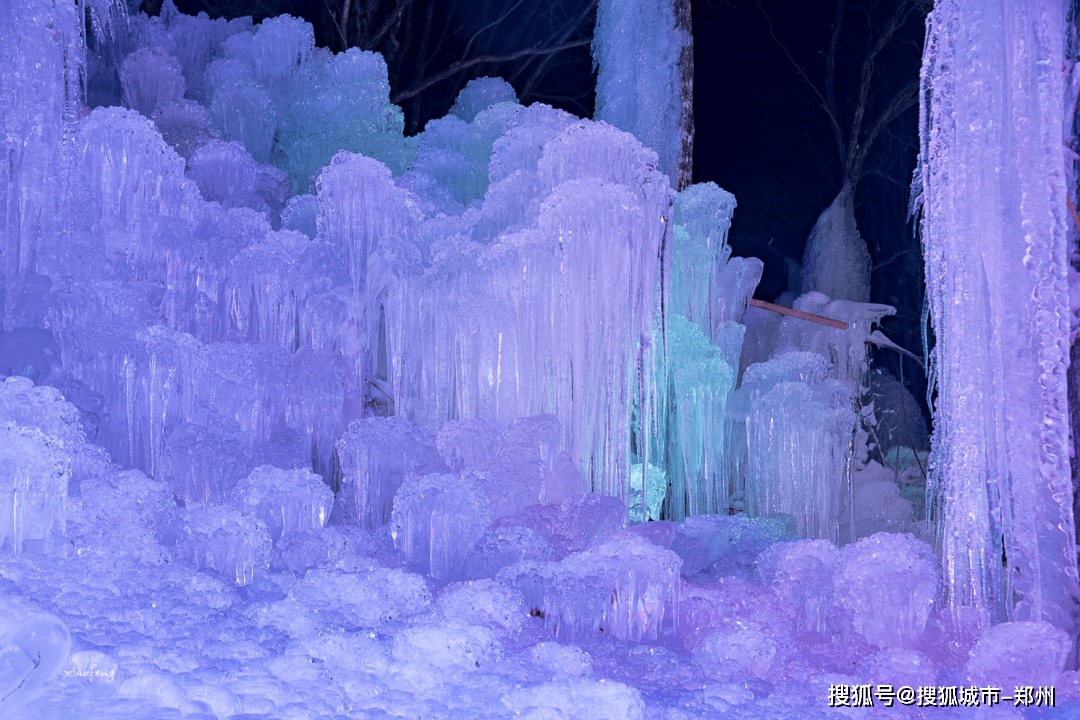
(228, 465, 332, 543)
(390, 472, 492, 582)
(919, 0, 1078, 630)
(0, 1, 1073, 717)
(592, 0, 689, 183)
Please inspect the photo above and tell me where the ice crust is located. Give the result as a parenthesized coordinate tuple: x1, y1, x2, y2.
(0, 0, 1071, 717)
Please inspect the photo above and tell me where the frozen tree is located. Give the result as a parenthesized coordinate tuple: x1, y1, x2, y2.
(917, 0, 1079, 635)
(766, 0, 927, 302)
(593, 0, 694, 189)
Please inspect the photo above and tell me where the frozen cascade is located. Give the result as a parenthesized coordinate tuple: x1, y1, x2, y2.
(0, 0, 88, 330)
(386, 121, 671, 500)
(333, 417, 444, 528)
(0, 1, 1073, 716)
(741, 352, 856, 543)
(663, 316, 736, 520)
(918, 0, 1079, 630)
(669, 182, 736, 329)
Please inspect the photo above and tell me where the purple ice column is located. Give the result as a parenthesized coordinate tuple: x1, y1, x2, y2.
(0, 0, 85, 329)
(918, 0, 1079, 629)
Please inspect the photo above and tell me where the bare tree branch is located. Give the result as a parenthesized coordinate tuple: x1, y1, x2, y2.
(823, 0, 846, 167)
(850, 78, 918, 183)
(366, 0, 409, 51)
(757, 1, 846, 162)
(517, 0, 598, 102)
(845, 0, 920, 182)
(392, 38, 592, 104)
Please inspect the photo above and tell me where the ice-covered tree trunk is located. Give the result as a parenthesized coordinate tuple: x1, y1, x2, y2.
(918, 0, 1079, 633)
(800, 183, 871, 303)
(592, 0, 694, 189)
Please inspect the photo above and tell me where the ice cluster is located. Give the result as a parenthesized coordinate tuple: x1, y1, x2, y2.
(0, 0, 1073, 717)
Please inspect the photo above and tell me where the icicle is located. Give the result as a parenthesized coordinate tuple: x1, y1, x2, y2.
(918, 0, 1079, 631)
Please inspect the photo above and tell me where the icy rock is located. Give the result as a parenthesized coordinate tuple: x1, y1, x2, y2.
(678, 577, 796, 655)
(287, 631, 389, 677)
(756, 539, 840, 634)
(743, 352, 856, 542)
(664, 315, 736, 520)
(219, 232, 314, 346)
(228, 465, 332, 544)
(966, 621, 1071, 688)
(335, 412, 444, 529)
(49, 378, 106, 442)
(673, 514, 790, 577)
(550, 493, 627, 555)
(73, 107, 189, 274)
(841, 463, 914, 543)
(434, 579, 527, 634)
(467, 465, 545, 523)
(542, 451, 588, 505)
(626, 520, 678, 549)
(187, 140, 288, 215)
(501, 679, 645, 720)
(449, 77, 517, 122)
(270, 530, 333, 574)
(277, 48, 411, 193)
(833, 532, 938, 649)
(0, 600, 71, 709)
(392, 622, 501, 672)
(160, 422, 252, 507)
(274, 524, 383, 574)
(488, 103, 577, 183)
(71, 468, 179, 563)
(117, 672, 188, 711)
(856, 648, 937, 691)
(286, 567, 431, 630)
(0, 375, 84, 445)
(390, 472, 492, 581)
(671, 182, 736, 327)
(233, 13, 314, 101)
(176, 505, 271, 586)
(121, 47, 186, 118)
(692, 622, 777, 681)
(209, 80, 277, 163)
(0, 421, 70, 554)
(462, 524, 555, 580)
(0, 329, 64, 385)
(543, 533, 681, 642)
(530, 642, 593, 678)
(800, 184, 870, 303)
(151, 99, 215, 159)
(436, 417, 502, 472)
(186, 683, 244, 718)
(280, 194, 319, 239)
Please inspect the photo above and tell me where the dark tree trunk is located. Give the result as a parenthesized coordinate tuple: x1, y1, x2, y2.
(674, 0, 693, 191)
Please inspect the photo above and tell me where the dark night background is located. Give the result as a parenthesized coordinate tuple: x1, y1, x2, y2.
(160, 0, 928, 400)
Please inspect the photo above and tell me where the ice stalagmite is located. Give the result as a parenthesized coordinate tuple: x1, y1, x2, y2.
(918, 0, 1079, 631)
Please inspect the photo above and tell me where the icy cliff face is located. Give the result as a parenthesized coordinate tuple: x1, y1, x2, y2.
(918, 0, 1079, 631)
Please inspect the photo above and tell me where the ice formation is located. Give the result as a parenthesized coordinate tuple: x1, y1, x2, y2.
(918, 0, 1080, 633)
(800, 183, 872, 303)
(593, 0, 691, 184)
(0, 0, 1073, 717)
